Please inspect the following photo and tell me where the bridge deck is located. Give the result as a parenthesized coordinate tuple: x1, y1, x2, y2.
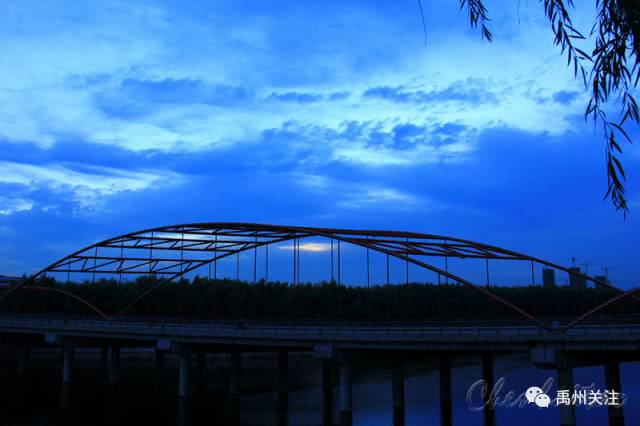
(1, 315, 639, 352)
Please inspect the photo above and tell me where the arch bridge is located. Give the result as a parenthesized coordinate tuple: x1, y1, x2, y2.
(1, 223, 637, 333)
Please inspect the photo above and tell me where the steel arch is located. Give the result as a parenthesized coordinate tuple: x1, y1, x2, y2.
(0, 222, 633, 331)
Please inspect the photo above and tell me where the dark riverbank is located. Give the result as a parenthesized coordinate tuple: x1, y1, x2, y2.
(3, 277, 635, 320)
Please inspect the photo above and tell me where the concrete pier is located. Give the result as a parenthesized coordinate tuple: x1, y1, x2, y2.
(557, 366, 576, 426)
(230, 352, 242, 425)
(604, 362, 625, 426)
(109, 344, 121, 383)
(482, 352, 495, 426)
(439, 355, 452, 426)
(339, 361, 353, 426)
(17, 344, 31, 375)
(278, 351, 289, 425)
(278, 351, 289, 405)
(322, 360, 333, 426)
(60, 383, 71, 420)
(177, 398, 188, 426)
(155, 349, 165, 372)
(62, 346, 74, 383)
(197, 351, 206, 387)
(392, 361, 405, 426)
(100, 344, 108, 375)
(230, 351, 241, 397)
(178, 350, 191, 397)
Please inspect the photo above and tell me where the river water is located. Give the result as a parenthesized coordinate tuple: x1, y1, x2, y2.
(0, 349, 638, 425)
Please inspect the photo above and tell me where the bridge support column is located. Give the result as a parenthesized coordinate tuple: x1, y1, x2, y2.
(278, 351, 289, 425)
(482, 352, 495, 426)
(99, 344, 108, 376)
(557, 366, 576, 426)
(230, 352, 242, 425)
(155, 349, 165, 372)
(109, 344, 121, 383)
(62, 346, 74, 383)
(230, 351, 241, 396)
(60, 381, 72, 420)
(439, 355, 452, 426)
(197, 351, 206, 387)
(322, 360, 333, 426)
(18, 343, 31, 375)
(392, 361, 405, 426)
(177, 397, 188, 426)
(178, 349, 191, 397)
(278, 351, 289, 409)
(339, 361, 353, 426)
(604, 362, 625, 426)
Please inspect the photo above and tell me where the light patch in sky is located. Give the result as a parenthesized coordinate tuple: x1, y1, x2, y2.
(336, 187, 425, 210)
(332, 143, 439, 166)
(296, 173, 428, 211)
(279, 242, 332, 253)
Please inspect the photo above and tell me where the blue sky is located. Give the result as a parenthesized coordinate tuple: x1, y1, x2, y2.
(0, 0, 638, 287)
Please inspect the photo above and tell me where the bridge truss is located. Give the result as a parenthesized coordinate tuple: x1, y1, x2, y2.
(0, 223, 636, 332)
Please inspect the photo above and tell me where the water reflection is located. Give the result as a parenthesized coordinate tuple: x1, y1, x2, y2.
(0, 350, 638, 426)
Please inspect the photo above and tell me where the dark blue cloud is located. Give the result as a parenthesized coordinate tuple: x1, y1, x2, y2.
(119, 78, 251, 105)
(328, 92, 350, 101)
(266, 91, 349, 103)
(432, 122, 468, 137)
(94, 78, 253, 118)
(391, 124, 425, 150)
(267, 92, 323, 103)
(552, 90, 580, 105)
(94, 78, 351, 119)
(362, 79, 498, 105)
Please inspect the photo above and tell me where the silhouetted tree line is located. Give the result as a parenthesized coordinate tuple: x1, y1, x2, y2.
(1, 275, 637, 320)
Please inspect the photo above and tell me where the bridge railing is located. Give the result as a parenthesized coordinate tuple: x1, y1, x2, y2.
(0, 315, 639, 341)
(3, 311, 640, 327)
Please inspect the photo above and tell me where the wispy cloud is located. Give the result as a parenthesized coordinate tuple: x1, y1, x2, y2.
(362, 79, 498, 105)
(266, 91, 350, 103)
(0, 161, 181, 210)
(0, 196, 33, 215)
(295, 172, 437, 212)
(96, 78, 253, 115)
(336, 187, 424, 210)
